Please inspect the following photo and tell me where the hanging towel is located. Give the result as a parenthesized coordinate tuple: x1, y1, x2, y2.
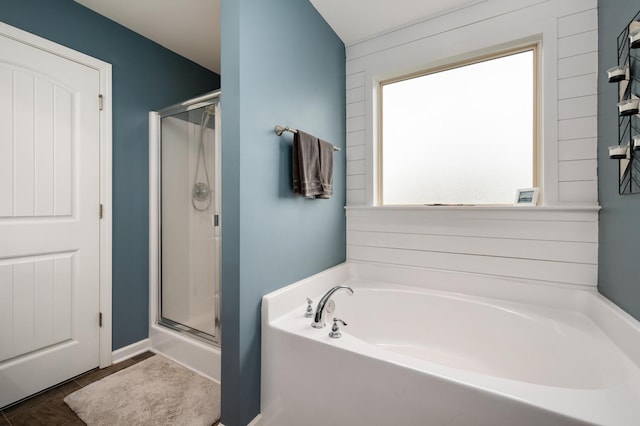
(292, 132, 301, 195)
(293, 130, 323, 198)
(316, 138, 334, 199)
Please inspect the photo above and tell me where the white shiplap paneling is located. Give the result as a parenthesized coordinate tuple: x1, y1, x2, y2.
(346, 115, 365, 132)
(346, 86, 365, 104)
(347, 189, 366, 205)
(345, 0, 598, 206)
(555, 6, 598, 195)
(347, 159, 366, 176)
(557, 8, 598, 38)
(346, 174, 366, 190)
(558, 116, 598, 141)
(557, 30, 598, 59)
(347, 207, 599, 288)
(346, 71, 365, 90)
(346, 101, 365, 118)
(346, 129, 365, 146)
(558, 52, 598, 79)
(559, 138, 597, 161)
(342, 0, 599, 289)
(348, 231, 597, 264)
(559, 159, 597, 181)
(558, 95, 597, 120)
(559, 181, 598, 203)
(558, 73, 597, 100)
(346, 144, 365, 161)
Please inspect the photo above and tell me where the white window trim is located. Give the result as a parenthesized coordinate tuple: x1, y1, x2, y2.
(371, 36, 544, 206)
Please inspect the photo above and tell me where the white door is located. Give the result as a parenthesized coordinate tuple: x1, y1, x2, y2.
(0, 31, 101, 407)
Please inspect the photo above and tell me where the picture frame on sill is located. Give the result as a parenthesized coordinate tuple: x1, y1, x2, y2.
(514, 187, 539, 206)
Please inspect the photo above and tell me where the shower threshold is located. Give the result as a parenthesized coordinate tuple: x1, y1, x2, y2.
(158, 318, 218, 347)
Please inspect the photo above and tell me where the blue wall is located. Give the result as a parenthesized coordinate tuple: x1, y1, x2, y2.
(598, 0, 640, 321)
(0, 0, 220, 349)
(220, 0, 346, 424)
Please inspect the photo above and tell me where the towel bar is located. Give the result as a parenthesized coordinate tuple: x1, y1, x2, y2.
(274, 125, 341, 151)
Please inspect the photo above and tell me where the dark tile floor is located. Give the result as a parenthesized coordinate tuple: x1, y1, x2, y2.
(0, 351, 204, 426)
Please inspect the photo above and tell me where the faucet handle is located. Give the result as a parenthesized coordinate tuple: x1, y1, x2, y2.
(304, 298, 314, 318)
(329, 317, 347, 339)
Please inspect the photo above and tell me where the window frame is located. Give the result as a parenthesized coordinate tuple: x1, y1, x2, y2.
(377, 43, 541, 206)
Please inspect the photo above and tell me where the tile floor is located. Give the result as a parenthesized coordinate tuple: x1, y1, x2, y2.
(0, 352, 220, 426)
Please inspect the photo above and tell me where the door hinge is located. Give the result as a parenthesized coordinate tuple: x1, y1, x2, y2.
(98, 94, 104, 111)
(99, 312, 103, 327)
(214, 214, 220, 227)
(99, 203, 103, 219)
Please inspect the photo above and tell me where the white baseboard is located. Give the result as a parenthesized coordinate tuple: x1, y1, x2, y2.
(247, 414, 263, 426)
(111, 338, 151, 364)
(219, 413, 262, 426)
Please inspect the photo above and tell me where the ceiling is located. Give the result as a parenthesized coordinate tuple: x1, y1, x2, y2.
(74, 0, 480, 75)
(309, 0, 484, 45)
(74, 0, 221, 73)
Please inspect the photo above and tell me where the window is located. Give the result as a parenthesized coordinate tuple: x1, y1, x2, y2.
(380, 45, 539, 205)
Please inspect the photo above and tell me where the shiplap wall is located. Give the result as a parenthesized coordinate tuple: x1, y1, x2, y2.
(345, 0, 598, 205)
(344, 0, 600, 288)
(347, 206, 599, 287)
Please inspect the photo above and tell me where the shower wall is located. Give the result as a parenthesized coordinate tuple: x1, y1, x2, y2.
(161, 111, 218, 338)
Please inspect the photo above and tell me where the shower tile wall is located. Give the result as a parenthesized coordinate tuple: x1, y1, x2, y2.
(161, 112, 217, 336)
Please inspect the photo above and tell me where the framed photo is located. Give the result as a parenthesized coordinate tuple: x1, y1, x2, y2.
(514, 188, 539, 206)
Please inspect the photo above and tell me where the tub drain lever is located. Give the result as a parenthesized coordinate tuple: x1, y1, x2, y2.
(329, 318, 347, 339)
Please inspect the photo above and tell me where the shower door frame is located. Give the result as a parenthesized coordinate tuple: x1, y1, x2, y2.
(149, 91, 221, 347)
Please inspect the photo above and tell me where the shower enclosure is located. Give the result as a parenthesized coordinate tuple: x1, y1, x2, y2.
(149, 91, 221, 381)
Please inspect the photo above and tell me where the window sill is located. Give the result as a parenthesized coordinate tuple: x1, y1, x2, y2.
(345, 204, 601, 213)
(344, 204, 600, 222)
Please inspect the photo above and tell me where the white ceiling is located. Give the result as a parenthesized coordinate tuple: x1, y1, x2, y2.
(74, 0, 479, 75)
(74, 0, 221, 73)
(309, 0, 484, 45)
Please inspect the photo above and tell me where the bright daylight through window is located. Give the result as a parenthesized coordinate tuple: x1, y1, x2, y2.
(381, 47, 537, 205)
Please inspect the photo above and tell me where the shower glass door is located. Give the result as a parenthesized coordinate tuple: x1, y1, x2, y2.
(159, 99, 220, 345)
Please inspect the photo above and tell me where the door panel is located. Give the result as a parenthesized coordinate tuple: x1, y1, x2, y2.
(0, 31, 101, 408)
(0, 253, 74, 362)
(0, 69, 74, 218)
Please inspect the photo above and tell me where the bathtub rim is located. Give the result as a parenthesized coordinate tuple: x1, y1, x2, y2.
(262, 261, 640, 372)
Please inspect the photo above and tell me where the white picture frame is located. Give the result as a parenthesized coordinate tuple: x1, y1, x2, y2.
(514, 188, 539, 206)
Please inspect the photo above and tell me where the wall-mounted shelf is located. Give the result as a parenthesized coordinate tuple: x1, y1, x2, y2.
(609, 9, 640, 195)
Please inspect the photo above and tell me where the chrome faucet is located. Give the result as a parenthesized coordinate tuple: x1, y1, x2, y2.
(311, 285, 354, 328)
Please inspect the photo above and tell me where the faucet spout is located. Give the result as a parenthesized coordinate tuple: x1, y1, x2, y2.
(311, 285, 354, 328)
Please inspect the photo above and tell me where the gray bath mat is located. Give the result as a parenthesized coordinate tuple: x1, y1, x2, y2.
(64, 355, 220, 426)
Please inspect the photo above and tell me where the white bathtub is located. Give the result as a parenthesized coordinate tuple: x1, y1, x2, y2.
(261, 262, 640, 426)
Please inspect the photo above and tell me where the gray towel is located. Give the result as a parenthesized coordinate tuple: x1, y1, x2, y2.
(292, 132, 301, 195)
(293, 130, 323, 198)
(316, 138, 334, 199)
